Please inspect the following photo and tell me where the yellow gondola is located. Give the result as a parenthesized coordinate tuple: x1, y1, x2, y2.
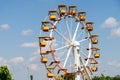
(86, 22, 94, 31)
(49, 10, 58, 21)
(69, 6, 77, 16)
(47, 73, 54, 78)
(94, 53, 100, 58)
(40, 41, 47, 47)
(92, 39, 98, 44)
(71, 10, 76, 15)
(80, 16, 86, 21)
(58, 4, 67, 16)
(50, 15, 56, 21)
(61, 9, 66, 15)
(78, 12, 86, 21)
(91, 67, 98, 72)
(42, 26, 50, 32)
(87, 26, 93, 31)
(41, 58, 48, 63)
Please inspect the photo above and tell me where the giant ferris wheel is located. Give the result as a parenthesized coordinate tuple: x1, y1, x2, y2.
(39, 4, 100, 80)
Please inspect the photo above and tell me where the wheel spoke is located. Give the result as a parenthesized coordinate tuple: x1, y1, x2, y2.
(54, 29, 70, 42)
(76, 29, 84, 40)
(65, 20, 72, 40)
(72, 22, 80, 41)
(63, 47, 72, 68)
(55, 44, 71, 51)
(80, 50, 88, 58)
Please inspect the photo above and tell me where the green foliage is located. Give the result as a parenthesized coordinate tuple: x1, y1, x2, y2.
(92, 74, 120, 80)
(0, 66, 13, 80)
(67, 74, 74, 80)
(30, 75, 33, 80)
(60, 73, 120, 80)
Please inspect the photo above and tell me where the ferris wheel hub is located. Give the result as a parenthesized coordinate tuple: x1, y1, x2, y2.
(66, 41, 80, 49)
(72, 41, 80, 46)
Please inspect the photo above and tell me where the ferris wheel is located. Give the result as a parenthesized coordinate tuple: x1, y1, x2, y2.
(39, 4, 100, 80)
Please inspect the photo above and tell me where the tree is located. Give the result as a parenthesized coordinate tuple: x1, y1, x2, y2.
(0, 66, 13, 80)
(112, 75, 120, 80)
(30, 75, 33, 80)
(92, 74, 120, 80)
(92, 76, 100, 80)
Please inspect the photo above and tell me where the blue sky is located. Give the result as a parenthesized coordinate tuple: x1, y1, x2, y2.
(0, 0, 120, 80)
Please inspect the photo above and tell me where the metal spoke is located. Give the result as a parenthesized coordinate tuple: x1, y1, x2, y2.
(54, 29, 70, 43)
(80, 50, 88, 58)
(65, 20, 72, 40)
(76, 29, 84, 40)
(55, 44, 71, 51)
(63, 47, 72, 68)
(78, 39, 88, 43)
(72, 22, 80, 41)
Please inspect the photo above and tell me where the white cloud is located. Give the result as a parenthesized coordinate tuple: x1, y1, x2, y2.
(21, 42, 38, 48)
(29, 55, 38, 62)
(0, 57, 7, 65)
(28, 64, 38, 71)
(102, 17, 119, 28)
(32, 48, 40, 55)
(9, 56, 24, 65)
(111, 27, 120, 38)
(108, 60, 120, 67)
(22, 29, 33, 36)
(0, 24, 10, 30)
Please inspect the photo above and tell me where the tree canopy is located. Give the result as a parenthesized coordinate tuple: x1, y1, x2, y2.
(92, 74, 120, 80)
(0, 66, 13, 80)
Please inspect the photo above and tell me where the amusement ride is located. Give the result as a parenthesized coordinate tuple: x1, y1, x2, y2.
(39, 4, 100, 80)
